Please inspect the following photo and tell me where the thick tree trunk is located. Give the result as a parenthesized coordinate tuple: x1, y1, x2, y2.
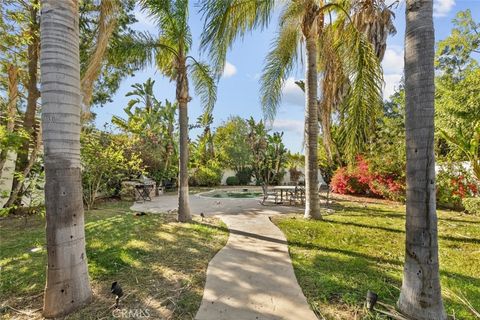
(397, 1, 446, 319)
(176, 60, 191, 222)
(0, 65, 19, 173)
(40, 0, 92, 317)
(303, 27, 321, 220)
(8, 1, 40, 206)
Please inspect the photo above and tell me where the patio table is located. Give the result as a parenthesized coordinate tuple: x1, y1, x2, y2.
(272, 186, 305, 204)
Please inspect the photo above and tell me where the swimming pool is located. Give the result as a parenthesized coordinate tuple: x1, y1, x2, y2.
(199, 189, 263, 199)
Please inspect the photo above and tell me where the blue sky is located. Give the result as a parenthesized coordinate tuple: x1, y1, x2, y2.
(94, 0, 480, 153)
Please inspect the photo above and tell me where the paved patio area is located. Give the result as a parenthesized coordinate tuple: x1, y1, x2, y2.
(131, 191, 318, 320)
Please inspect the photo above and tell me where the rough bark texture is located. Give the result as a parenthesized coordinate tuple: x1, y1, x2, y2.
(303, 15, 321, 220)
(0, 65, 19, 173)
(176, 59, 192, 222)
(8, 0, 40, 207)
(40, 0, 92, 317)
(397, 1, 446, 319)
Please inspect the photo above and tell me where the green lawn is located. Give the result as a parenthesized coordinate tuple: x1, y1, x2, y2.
(272, 198, 480, 320)
(0, 201, 228, 319)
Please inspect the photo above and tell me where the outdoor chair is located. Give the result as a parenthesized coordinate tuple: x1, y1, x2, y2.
(135, 183, 154, 202)
(261, 185, 279, 205)
(318, 183, 331, 204)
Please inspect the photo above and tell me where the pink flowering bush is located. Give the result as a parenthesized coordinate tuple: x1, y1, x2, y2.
(330, 156, 406, 201)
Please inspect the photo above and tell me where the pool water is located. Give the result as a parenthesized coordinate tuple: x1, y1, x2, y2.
(202, 190, 263, 199)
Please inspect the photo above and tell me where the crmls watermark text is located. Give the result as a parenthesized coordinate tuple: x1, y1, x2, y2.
(112, 308, 151, 318)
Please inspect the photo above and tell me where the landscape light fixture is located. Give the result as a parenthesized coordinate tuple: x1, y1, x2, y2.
(111, 281, 123, 307)
(366, 290, 378, 311)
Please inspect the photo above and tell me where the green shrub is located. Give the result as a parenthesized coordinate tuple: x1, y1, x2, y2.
(463, 197, 480, 214)
(81, 131, 144, 210)
(436, 163, 479, 210)
(193, 160, 222, 187)
(235, 168, 251, 185)
(226, 176, 239, 186)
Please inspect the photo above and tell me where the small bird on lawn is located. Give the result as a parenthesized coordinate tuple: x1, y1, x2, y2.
(200, 212, 205, 221)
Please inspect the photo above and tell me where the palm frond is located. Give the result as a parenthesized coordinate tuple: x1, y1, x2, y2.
(140, 0, 191, 54)
(199, 0, 276, 77)
(187, 57, 217, 115)
(337, 25, 383, 163)
(260, 6, 302, 120)
(110, 31, 160, 69)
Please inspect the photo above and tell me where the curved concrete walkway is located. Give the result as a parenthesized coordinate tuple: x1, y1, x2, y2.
(131, 192, 318, 320)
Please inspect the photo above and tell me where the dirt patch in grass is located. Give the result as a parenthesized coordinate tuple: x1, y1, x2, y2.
(272, 199, 480, 320)
(0, 201, 228, 319)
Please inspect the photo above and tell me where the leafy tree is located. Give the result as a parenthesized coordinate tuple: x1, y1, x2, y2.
(247, 118, 287, 188)
(435, 9, 479, 76)
(367, 86, 406, 182)
(435, 10, 480, 181)
(200, 0, 384, 219)
(214, 116, 252, 172)
(79, 0, 141, 111)
(112, 78, 178, 193)
(1, 0, 140, 207)
(81, 130, 143, 210)
(116, 0, 218, 222)
(286, 152, 304, 184)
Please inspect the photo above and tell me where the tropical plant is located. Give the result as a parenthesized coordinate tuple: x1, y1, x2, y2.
(247, 118, 287, 188)
(214, 116, 252, 173)
(286, 152, 304, 184)
(81, 130, 143, 210)
(1, 0, 139, 207)
(39, 0, 92, 317)
(200, 0, 385, 219)
(112, 78, 178, 193)
(1, 0, 41, 209)
(116, 0, 217, 222)
(434, 11, 480, 181)
(79, 0, 141, 111)
(397, 0, 446, 318)
(436, 162, 479, 209)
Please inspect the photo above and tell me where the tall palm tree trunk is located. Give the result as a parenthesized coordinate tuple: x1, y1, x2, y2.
(397, 1, 446, 319)
(176, 59, 192, 222)
(303, 21, 321, 220)
(40, 0, 92, 317)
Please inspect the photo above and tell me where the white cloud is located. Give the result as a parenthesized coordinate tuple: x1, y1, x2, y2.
(383, 74, 403, 99)
(382, 48, 404, 74)
(222, 61, 237, 78)
(271, 119, 304, 135)
(282, 77, 305, 106)
(434, 0, 455, 17)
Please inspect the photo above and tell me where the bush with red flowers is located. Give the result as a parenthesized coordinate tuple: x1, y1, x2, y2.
(436, 163, 479, 210)
(330, 156, 406, 201)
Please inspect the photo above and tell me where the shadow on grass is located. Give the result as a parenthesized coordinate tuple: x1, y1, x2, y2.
(322, 219, 480, 245)
(0, 205, 228, 320)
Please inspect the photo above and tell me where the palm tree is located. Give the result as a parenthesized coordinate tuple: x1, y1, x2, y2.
(112, 79, 178, 195)
(296, 0, 396, 165)
(40, 0, 92, 317)
(120, 0, 217, 222)
(397, 0, 446, 319)
(200, 0, 383, 219)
